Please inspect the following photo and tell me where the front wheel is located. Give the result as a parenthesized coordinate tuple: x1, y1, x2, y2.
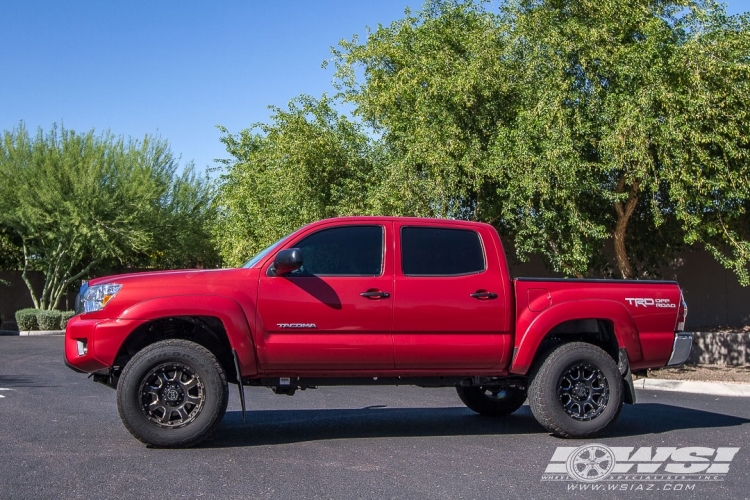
(116, 339, 228, 448)
(528, 342, 623, 438)
(456, 385, 527, 416)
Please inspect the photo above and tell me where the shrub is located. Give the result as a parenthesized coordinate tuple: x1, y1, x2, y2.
(15, 308, 41, 331)
(37, 310, 62, 330)
(60, 311, 75, 329)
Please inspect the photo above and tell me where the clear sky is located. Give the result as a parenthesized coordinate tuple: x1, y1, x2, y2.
(1, 1, 748, 176)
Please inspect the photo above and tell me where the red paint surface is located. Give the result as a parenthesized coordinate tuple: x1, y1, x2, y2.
(66, 216, 684, 378)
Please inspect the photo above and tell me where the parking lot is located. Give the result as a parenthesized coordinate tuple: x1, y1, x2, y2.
(1, 336, 749, 499)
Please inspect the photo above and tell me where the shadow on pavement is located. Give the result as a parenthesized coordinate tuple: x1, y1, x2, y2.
(203, 403, 749, 448)
(0, 375, 41, 387)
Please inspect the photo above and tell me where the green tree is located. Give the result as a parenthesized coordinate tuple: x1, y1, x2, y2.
(213, 96, 382, 266)
(0, 124, 219, 310)
(334, 0, 750, 283)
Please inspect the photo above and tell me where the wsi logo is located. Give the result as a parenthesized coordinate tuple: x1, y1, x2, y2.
(542, 444, 740, 483)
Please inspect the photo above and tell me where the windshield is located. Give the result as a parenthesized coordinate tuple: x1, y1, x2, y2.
(240, 237, 286, 268)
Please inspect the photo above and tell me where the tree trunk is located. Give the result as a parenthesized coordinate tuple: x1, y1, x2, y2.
(613, 176, 640, 280)
(20, 240, 41, 309)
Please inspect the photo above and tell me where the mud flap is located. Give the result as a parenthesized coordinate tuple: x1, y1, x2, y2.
(232, 349, 246, 421)
(619, 347, 636, 405)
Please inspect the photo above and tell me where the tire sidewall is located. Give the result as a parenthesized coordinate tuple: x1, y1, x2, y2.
(532, 343, 623, 437)
(456, 385, 527, 416)
(117, 341, 227, 447)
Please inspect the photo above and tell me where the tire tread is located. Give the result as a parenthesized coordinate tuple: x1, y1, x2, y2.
(116, 339, 228, 448)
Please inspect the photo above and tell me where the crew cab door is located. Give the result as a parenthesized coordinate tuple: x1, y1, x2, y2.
(392, 222, 511, 369)
(255, 223, 394, 371)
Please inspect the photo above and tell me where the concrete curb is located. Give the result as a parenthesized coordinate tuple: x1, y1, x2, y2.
(634, 378, 750, 397)
(18, 330, 64, 336)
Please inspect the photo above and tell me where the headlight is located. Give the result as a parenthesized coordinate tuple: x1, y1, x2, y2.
(82, 284, 122, 313)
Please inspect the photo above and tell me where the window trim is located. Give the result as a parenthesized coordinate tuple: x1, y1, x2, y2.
(399, 225, 487, 277)
(285, 224, 386, 278)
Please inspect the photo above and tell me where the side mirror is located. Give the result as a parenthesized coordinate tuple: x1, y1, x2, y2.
(272, 248, 303, 276)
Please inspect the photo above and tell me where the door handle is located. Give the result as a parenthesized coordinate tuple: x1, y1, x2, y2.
(360, 291, 390, 299)
(470, 291, 498, 300)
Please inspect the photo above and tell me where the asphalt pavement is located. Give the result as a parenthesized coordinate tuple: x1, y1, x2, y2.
(1, 336, 749, 500)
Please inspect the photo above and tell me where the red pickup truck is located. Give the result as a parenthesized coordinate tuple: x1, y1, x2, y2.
(65, 217, 691, 447)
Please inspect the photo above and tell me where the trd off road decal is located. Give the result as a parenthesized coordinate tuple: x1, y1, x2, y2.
(625, 298, 677, 308)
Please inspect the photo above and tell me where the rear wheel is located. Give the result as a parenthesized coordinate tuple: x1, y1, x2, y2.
(456, 385, 527, 416)
(528, 342, 623, 438)
(116, 339, 228, 448)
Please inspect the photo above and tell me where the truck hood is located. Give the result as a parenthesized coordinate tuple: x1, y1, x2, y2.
(83, 267, 258, 319)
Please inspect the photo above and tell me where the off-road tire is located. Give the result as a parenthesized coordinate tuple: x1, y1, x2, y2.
(456, 386, 527, 416)
(116, 339, 228, 448)
(528, 342, 623, 438)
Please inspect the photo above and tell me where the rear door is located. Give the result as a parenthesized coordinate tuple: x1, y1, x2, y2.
(392, 222, 511, 370)
(255, 223, 394, 371)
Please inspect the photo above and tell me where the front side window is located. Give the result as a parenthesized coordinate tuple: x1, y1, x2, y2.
(291, 225, 383, 276)
(401, 226, 485, 276)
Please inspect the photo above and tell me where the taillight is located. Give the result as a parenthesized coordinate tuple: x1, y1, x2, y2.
(675, 293, 687, 331)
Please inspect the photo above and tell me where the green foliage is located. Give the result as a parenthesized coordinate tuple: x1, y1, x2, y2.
(36, 310, 62, 331)
(0, 224, 23, 271)
(332, 0, 750, 283)
(60, 311, 75, 329)
(214, 95, 382, 266)
(15, 308, 41, 331)
(0, 124, 220, 309)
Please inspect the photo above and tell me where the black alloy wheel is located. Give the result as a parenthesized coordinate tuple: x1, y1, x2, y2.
(117, 339, 228, 448)
(528, 342, 623, 438)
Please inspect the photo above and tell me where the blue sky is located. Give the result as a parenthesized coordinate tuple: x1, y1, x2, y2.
(1, 1, 748, 176)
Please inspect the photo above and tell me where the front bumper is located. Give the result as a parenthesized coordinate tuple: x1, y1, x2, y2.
(64, 315, 146, 373)
(666, 332, 693, 366)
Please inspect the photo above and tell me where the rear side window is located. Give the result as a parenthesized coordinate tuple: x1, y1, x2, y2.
(291, 225, 383, 276)
(401, 227, 485, 276)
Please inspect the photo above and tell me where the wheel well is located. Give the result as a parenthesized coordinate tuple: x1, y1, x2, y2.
(114, 316, 238, 384)
(536, 319, 619, 362)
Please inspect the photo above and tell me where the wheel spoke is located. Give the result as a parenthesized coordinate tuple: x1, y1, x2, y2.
(159, 408, 174, 424)
(557, 361, 610, 421)
(175, 406, 190, 421)
(148, 400, 164, 411)
(185, 394, 202, 406)
(182, 376, 198, 391)
(139, 362, 206, 428)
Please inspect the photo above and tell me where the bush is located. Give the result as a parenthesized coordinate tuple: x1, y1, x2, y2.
(15, 308, 41, 331)
(60, 311, 75, 329)
(37, 310, 62, 330)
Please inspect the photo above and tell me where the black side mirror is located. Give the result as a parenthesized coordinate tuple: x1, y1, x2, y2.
(272, 248, 303, 276)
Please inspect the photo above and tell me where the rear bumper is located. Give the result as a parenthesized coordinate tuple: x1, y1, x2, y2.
(666, 332, 693, 366)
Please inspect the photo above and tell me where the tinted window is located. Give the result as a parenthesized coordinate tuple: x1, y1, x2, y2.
(401, 227, 485, 276)
(291, 226, 383, 276)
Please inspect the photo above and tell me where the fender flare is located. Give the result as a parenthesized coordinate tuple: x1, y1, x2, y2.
(510, 300, 643, 375)
(119, 295, 258, 377)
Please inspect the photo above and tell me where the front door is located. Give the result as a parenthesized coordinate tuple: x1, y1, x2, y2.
(256, 223, 394, 371)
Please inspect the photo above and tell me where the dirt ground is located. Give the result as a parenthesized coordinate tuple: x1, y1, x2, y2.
(637, 364, 750, 384)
